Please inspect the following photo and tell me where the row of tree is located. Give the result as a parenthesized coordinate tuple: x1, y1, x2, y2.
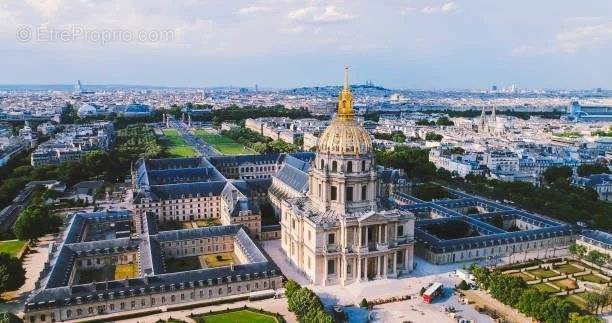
(416, 116, 455, 126)
(543, 165, 610, 184)
(285, 280, 334, 323)
(221, 128, 300, 154)
(470, 264, 605, 323)
(373, 131, 406, 143)
(569, 243, 611, 267)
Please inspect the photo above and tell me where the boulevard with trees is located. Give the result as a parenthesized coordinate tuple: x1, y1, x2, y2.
(221, 128, 300, 154)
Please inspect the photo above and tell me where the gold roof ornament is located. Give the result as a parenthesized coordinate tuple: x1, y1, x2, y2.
(317, 66, 373, 156)
(337, 66, 354, 120)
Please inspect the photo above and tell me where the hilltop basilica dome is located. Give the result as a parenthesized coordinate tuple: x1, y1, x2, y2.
(317, 67, 373, 156)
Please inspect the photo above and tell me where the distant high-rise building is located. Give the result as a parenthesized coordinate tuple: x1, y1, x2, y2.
(491, 85, 497, 91)
(75, 80, 83, 93)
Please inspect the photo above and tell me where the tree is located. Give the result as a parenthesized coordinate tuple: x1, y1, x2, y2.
(586, 250, 610, 267)
(456, 280, 469, 290)
(284, 280, 300, 299)
(0, 254, 26, 293)
(425, 132, 443, 141)
(543, 166, 573, 183)
(569, 243, 587, 259)
(516, 289, 547, 318)
(413, 183, 449, 201)
(469, 264, 492, 290)
(584, 292, 600, 314)
(436, 117, 454, 126)
(577, 164, 610, 177)
(568, 312, 604, 323)
(14, 204, 62, 241)
(539, 297, 579, 323)
(0, 311, 23, 323)
(359, 298, 369, 308)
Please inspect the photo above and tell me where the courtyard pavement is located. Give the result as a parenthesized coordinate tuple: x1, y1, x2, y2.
(262, 239, 496, 323)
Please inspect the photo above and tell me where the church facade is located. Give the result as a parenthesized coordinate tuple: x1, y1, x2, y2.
(270, 68, 415, 286)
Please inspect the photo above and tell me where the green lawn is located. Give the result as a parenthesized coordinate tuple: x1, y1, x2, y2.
(579, 274, 610, 284)
(162, 129, 198, 157)
(563, 293, 589, 311)
(528, 268, 559, 279)
(0, 240, 26, 257)
(195, 129, 256, 155)
(195, 309, 279, 323)
(509, 272, 535, 282)
(555, 263, 583, 275)
(532, 283, 559, 294)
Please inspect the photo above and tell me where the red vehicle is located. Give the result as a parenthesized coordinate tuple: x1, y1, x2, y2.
(422, 283, 443, 303)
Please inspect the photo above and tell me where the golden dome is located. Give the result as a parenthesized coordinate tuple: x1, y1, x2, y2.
(317, 67, 373, 156)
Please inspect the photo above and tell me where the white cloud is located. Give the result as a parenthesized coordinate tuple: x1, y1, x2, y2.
(238, 5, 271, 16)
(513, 23, 612, 56)
(25, 0, 63, 18)
(555, 23, 612, 53)
(441, 2, 457, 13)
(288, 5, 355, 23)
(421, 2, 458, 14)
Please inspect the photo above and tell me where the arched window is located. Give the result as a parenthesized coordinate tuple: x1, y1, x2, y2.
(362, 160, 366, 171)
(320, 159, 325, 169)
(347, 161, 353, 173)
(362, 185, 367, 200)
(332, 161, 338, 172)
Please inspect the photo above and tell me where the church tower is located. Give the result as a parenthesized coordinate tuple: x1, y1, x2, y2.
(309, 67, 377, 214)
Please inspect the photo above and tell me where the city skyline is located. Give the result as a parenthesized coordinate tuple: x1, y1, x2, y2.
(0, 1, 611, 89)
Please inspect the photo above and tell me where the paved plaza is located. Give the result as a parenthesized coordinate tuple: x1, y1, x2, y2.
(262, 239, 497, 323)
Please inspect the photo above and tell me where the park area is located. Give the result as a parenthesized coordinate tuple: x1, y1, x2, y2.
(195, 129, 255, 155)
(0, 239, 26, 257)
(191, 308, 281, 323)
(162, 129, 198, 157)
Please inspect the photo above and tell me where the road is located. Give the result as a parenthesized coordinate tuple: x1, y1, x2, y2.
(166, 117, 221, 157)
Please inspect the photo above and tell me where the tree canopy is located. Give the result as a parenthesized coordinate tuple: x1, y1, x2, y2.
(0, 253, 26, 294)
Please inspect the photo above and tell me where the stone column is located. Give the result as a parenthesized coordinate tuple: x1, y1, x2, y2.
(378, 225, 381, 244)
(376, 256, 381, 278)
(405, 248, 410, 270)
(323, 255, 327, 286)
(356, 257, 361, 281)
(393, 251, 397, 275)
(365, 226, 369, 246)
(383, 254, 388, 278)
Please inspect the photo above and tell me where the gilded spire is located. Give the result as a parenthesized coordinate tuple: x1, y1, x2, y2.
(337, 66, 354, 120)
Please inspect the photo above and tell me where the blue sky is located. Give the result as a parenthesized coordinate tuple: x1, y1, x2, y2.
(0, 0, 611, 89)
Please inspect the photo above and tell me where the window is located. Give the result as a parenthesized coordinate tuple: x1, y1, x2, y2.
(346, 187, 353, 202)
(320, 159, 325, 169)
(397, 225, 404, 237)
(66, 310, 72, 318)
(332, 161, 337, 172)
(362, 160, 366, 171)
(347, 161, 352, 173)
(327, 259, 335, 275)
(361, 185, 367, 200)
(331, 186, 337, 200)
(328, 233, 335, 244)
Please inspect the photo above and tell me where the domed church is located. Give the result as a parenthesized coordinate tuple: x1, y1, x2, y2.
(269, 68, 415, 286)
